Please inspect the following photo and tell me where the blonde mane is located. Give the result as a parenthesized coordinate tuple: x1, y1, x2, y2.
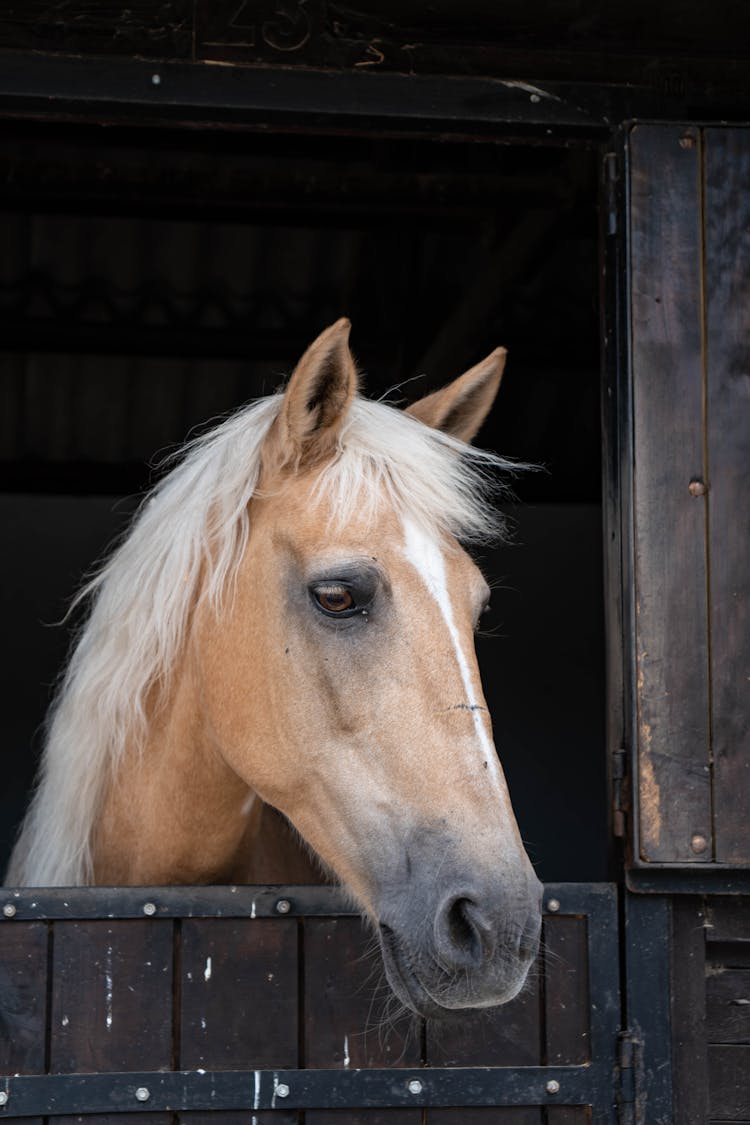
(7, 393, 515, 887)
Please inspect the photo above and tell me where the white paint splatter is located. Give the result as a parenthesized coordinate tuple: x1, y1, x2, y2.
(251, 899, 256, 919)
(253, 1070, 261, 1110)
(203, 956, 212, 982)
(343, 1035, 350, 1068)
(104, 945, 114, 1031)
(61, 1015, 69, 1027)
(200, 1017, 206, 1030)
(401, 516, 502, 787)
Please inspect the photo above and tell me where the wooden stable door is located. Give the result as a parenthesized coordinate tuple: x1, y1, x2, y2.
(629, 124, 750, 868)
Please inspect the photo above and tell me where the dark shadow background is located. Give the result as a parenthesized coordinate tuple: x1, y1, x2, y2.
(0, 123, 607, 882)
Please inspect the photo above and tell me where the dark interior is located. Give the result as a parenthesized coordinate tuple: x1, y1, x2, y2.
(1, 122, 606, 882)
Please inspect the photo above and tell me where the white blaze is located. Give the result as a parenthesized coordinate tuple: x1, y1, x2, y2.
(401, 517, 502, 788)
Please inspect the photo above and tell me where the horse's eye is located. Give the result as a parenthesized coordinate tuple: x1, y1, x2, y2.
(312, 585, 356, 614)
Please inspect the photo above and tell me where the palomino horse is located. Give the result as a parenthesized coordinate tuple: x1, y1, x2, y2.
(7, 320, 542, 1017)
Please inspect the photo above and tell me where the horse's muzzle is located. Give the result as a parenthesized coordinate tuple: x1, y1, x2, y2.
(376, 869, 542, 1018)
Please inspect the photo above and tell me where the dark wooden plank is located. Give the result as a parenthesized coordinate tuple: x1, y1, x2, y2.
(0, 922, 47, 1073)
(544, 917, 589, 1065)
(179, 918, 298, 1125)
(428, 1112, 542, 1125)
(704, 127, 750, 864)
(304, 917, 420, 1125)
(671, 899, 710, 1125)
(49, 920, 172, 1125)
(426, 973, 541, 1068)
(546, 1111, 591, 1124)
(629, 123, 712, 863)
(0, 1, 193, 59)
(0, 922, 46, 1125)
(705, 900, 750, 944)
(706, 968, 750, 1044)
(709, 1044, 750, 1119)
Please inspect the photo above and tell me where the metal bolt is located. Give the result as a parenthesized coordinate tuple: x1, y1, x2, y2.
(151, 73, 161, 86)
(135, 1087, 150, 1102)
(275, 1083, 290, 1098)
(0, 1091, 8, 1106)
(546, 899, 561, 913)
(2, 904, 16, 918)
(679, 133, 696, 149)
(275, 899, 291, 915)
(142, 902, 157, 916)
(407, 1079, 423, 1095)
(546, 1079, 561, 1095)
(691, 833, 708, 854)
(688, 478, 707, 497)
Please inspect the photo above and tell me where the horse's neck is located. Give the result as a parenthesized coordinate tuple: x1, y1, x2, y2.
(90, 658, 323, 886)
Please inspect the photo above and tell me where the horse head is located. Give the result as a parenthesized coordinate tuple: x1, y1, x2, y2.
(197, 320, 542, 1016)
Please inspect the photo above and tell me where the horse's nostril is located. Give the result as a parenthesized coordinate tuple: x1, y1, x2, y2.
(437, 896, 494, 968)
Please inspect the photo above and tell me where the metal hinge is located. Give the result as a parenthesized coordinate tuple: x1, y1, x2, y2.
(617, 1029, 642, 1125)
(612, 747, 628, 838)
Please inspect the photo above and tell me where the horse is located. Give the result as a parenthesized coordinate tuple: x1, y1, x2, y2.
(7, 319, 542, 1018)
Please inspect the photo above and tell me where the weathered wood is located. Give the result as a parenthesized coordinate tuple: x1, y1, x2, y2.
(546, 1110, 591, 1125)
(49, 920, 173, 1125)
(706, 968, 750, 1044)
(629, 123, 712, 863)
(705, 900, 750, 945)
(0, 922, 46, 1125)
(671, 898, 710, 1125)
(179, 918, 298, 1125)
(304, 917, 420, 1125)
(425, 972, 541, 1068)
(708, 1044, 750, 1119)
(544, 916, 590, 1066)
(427, 1111, 542, 1124)
(703, 127, 750, 865)
(0, 1, 192, 58)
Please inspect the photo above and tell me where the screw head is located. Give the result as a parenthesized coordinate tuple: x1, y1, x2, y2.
(688, 479, 707, 497)
(407, 1079, 423, 1095)
(546, 1079, 561, 1095)
(3, 903, 17, 918)
(679, 133, 696, 149)
(275, 899, 291, 915)
(546, 898, 561, 913)
(142, 902, 157, 916)
(135, 1087, 150, 1102)
(275, 1083, 290, 1098)
(0, 1090, 8, 1105)
(691, 833, 708, 854)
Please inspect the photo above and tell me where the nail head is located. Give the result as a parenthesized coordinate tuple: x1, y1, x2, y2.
(688, 479, 707, 497)
(142, 902, 157, 916)
(547, 898, 561, 913)
(679, 134, 696, 149)
(691, 834, 708, 854)
(135, 1087, 150, 1102)
(546, 1079, 561, 1095)
(407, 1079, 423, 1095)
(276, 1083, 290, 1098)
(2, 903, 16, 918)
(0, 1091, 8, 1105)
(275, 899, 291, 914)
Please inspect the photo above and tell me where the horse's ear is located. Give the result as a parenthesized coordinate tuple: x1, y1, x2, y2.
(405, 347, 507, 443)
(267, 318, 358, 471)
